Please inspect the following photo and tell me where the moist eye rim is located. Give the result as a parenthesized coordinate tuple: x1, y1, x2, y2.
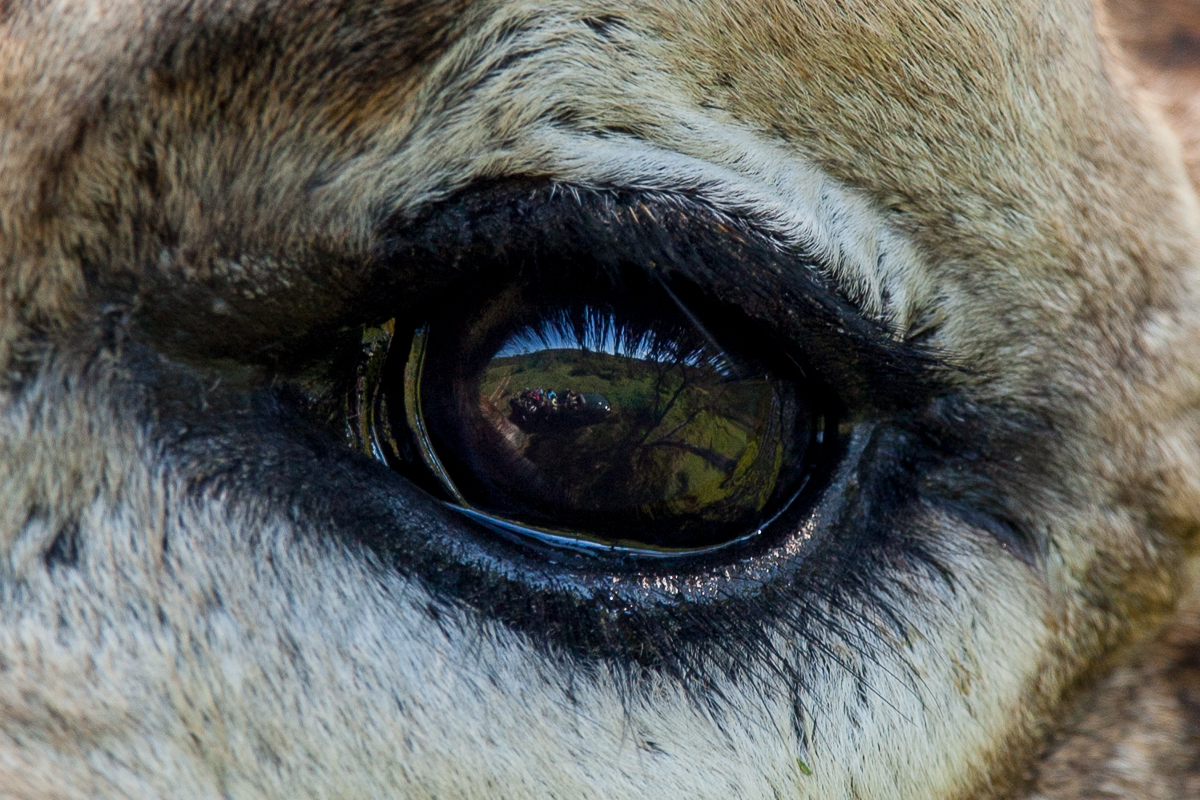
(443, 471, 820, 560)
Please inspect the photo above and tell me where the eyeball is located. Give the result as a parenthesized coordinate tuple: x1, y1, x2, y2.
(359, 271, 837, 557)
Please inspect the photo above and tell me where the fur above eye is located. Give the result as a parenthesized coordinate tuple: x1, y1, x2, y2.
(350, 270, 839, 557)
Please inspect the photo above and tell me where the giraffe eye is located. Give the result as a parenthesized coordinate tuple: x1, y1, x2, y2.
(351, 270, 838, 557)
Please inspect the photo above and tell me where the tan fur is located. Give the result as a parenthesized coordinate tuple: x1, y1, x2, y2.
(1, 0, 1200, 797)
(1029, 561, 1200, 798)
(1102, 0, 1200, 186)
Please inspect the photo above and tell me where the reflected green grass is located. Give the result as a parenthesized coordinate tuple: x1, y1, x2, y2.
(476, 348, 783, 525)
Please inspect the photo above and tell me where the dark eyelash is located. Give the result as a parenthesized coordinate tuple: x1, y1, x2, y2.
(368, 180, 947, 410)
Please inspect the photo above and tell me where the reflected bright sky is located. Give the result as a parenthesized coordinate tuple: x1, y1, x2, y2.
(494, 308, 658, 360)
(492, 307, 736, 375)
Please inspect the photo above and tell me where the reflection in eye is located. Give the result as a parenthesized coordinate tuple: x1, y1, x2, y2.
(363, 275, 835, 556)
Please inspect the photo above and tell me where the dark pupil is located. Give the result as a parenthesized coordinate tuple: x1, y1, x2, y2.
(401, 285, 811, 551)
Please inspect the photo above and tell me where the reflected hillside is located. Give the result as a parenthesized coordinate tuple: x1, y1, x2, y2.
(475, 346, 784, 527)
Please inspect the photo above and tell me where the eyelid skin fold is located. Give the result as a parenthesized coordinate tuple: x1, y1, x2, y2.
(369, 181, 946, 413)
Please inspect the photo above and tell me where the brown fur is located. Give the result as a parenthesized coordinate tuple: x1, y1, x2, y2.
(1, 0, 1199, 797)
(1025, 5, 1200, 795)
(1031, 566, 1200, 798)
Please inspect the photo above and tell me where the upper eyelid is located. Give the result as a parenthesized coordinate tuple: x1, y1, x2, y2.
(523, 125, 927, 330)
(371, 180, 944, 410)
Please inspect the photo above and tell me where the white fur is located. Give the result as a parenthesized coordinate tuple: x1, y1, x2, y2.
(0, 377, 1047, 798)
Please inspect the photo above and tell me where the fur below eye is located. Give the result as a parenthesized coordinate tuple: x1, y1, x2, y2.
(354, 272, 837, 556)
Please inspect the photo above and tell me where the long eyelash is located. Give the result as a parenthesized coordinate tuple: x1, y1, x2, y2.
(371, 180, 947, 409)
(656, 278, 753, 379)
